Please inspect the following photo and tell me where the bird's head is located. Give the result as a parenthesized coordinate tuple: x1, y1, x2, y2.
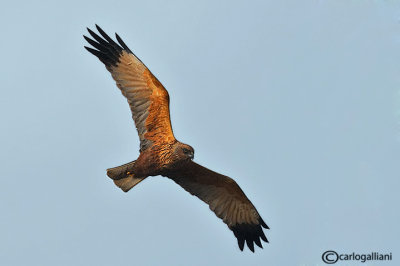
(173, 142, 195, 162)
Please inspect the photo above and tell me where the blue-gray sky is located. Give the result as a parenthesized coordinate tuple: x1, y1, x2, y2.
(1, 1, 399, 265)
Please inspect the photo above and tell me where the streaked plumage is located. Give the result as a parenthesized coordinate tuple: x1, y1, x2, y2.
(84, 25, 269, 252)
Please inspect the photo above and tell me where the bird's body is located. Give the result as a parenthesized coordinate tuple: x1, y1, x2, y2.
(84, 25, 269, 252)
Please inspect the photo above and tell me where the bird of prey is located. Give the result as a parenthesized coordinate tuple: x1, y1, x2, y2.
(84, 25, 269, 252)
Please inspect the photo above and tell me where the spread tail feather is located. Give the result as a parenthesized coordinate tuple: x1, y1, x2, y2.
(107, 160, 136, 180)
(113, 176, 146, 192)
(107, 161, 146, 192)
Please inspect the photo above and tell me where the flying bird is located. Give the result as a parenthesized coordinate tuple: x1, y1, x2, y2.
(84, 25, 269, 252)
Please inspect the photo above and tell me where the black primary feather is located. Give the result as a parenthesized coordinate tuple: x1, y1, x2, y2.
(84, 25, 133, 67)
(115, 33, 133, 54)
(230, 217, 269, 252)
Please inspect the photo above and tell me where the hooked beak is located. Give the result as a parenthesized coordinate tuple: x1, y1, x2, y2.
(189, 152, 194, 160)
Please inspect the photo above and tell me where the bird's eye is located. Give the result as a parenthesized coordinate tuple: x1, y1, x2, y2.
(183, 148, 189, 154)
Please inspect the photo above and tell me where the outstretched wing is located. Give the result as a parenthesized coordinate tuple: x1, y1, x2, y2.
(164, 161, 269, 252)
(84, 25, 175, 151)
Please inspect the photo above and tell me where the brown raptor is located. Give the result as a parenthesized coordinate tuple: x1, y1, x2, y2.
(84, 25, 269, 252)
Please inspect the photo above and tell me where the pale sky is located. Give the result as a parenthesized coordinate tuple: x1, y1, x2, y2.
(1, 1, 399, 265)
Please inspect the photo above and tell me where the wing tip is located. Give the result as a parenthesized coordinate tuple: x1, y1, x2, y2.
(231, 218, 269, 252)
(84, 25, 124, 67)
